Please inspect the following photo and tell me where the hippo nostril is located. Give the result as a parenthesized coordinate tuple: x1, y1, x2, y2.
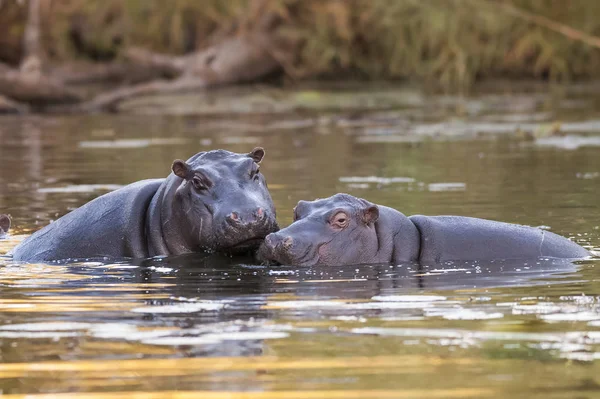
(265, 233, 289, 249)
(227, 212, 240, 225)
(264, 234, 276, 247)
(255, 207, 264, 220)
(283, 236, 293, 249)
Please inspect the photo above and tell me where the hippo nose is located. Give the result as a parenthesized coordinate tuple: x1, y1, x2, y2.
(282, 236, 293, 249)
(227, 212, 240, 224)
(265, 233, 293, 251)
(226, 207, 266, 227)
(254, 207, 265, 221)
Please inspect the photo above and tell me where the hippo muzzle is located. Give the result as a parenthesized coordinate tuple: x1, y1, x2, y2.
(218, 206, 279, 253)
(258, 229, 321, 266)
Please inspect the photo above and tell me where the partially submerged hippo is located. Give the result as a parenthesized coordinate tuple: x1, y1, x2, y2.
(258, 193, 590, 266)
(12, 148, 278, 262)
(0, 214, 10, 239)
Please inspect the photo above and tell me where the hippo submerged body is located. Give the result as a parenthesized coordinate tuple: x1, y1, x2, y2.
(258, 194, 590, 266)
(12, 148, 278, 262)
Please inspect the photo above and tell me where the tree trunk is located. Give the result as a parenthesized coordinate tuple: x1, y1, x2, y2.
(20, 0, 42, 75)
(22, 0, 42, 57)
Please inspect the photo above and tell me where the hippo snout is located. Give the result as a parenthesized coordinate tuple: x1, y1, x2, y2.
(264, 233, 293, 251)
(258, 232, 291, 265)
(258, 232, 319, 266)
(226, 207, 267, 227)
(217, 206, 278, 253)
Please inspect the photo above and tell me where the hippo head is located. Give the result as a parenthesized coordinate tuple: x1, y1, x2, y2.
(0, 214, 10, 238)
(257, 194, 380, 266)
(161, 148, 279, 254)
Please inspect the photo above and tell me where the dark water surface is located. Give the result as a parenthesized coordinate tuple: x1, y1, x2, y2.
(0, 84, 599, 398)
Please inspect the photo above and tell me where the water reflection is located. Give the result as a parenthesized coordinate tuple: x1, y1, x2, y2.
(0, 252, 599, 396)
(0, 84, 599, 396)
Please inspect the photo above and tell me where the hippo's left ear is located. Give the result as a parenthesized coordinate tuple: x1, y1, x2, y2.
(362, 205, 379, 225)
(248, 147, 265, 164)
(172, 160, 194, 180)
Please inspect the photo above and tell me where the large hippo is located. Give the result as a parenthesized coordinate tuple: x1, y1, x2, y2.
(0, 215, 10, 239)
(12, 148, 279, 262)
(257, 193, 590, 266)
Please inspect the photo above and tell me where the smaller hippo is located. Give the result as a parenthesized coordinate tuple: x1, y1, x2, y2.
(0, 214, 10, 239)
(257, 194, 590, 266)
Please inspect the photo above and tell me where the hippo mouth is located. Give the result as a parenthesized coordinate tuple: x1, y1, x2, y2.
(256, 239, 320, 267)
(223, 237, 266, 253)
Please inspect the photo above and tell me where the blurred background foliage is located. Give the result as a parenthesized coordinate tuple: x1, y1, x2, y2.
(2, 0, 600, 91)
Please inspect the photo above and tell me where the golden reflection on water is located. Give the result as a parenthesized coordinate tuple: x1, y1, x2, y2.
(1, 350, 600, 398)
(1, 259, 600, 397)
(2, 388, 494, 399)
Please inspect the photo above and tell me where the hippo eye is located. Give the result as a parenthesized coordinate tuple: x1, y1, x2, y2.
(331, 212, 349, 229)
(251, 168, 261, 181)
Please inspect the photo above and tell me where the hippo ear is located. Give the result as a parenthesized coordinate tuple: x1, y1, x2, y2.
(0, 214, 10, 233)
(362, 205, 379, 225)
(248, 147, 265, 164)
(172, 160, 193, 180)
(293, 200, 310, 221)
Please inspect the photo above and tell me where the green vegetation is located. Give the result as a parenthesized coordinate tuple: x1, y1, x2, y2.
(2, 0, 600, 91)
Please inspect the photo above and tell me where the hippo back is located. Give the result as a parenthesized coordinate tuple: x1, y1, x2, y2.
(11, 179, 163, 262)
(409, 215, 590, 263)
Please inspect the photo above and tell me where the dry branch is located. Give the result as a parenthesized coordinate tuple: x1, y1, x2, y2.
(482, 0, 600, 49)
(78, 78, 206, 112)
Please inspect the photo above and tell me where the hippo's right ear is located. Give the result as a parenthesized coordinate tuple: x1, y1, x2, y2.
(362, 205, 379, 225)
(172, 160, 193, 180)
(0, 214, 10, 233)
(248, 147, 265, 164)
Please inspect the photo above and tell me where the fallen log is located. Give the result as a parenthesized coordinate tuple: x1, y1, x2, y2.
(123, 47, 187, 79)
(75, 32, 284, 112)
(0, 0, 290, 113)
(78, 78, 206, 112)
(49, 61, 175, 85)
(0, 68, 82, 106)
(184, 33, 281, 84)
(0, 95, 28, 114)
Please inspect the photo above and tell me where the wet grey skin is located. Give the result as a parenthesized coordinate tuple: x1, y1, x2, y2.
(257, 193, 591, 266)
(0, 214, 10, 239)
(11, 148, 279, 262)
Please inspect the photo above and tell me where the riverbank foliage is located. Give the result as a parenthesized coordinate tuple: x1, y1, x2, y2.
(2, 0, 600, 91)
